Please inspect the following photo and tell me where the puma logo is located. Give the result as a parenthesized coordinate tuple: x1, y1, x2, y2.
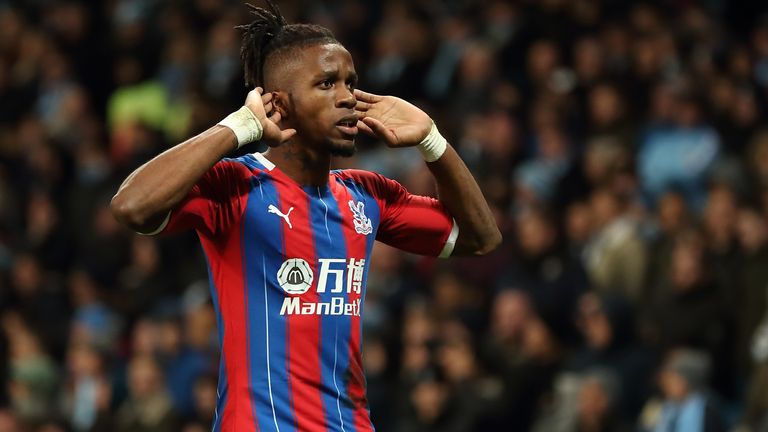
(268, 204, 294, 229)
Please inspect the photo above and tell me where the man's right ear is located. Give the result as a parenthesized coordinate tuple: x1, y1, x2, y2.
(271, 91, 289, 119)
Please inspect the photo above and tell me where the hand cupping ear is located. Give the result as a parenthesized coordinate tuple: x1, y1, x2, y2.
(224, 87, 296, 148)
(354, 88, 443, 160)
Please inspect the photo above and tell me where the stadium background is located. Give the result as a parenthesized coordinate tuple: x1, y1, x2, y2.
(2, 0, 768, 431)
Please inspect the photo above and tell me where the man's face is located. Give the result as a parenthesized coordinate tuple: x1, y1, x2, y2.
(277, 43, 359, 157)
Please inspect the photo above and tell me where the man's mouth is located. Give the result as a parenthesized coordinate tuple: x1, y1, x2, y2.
(336, 115, 358, 137)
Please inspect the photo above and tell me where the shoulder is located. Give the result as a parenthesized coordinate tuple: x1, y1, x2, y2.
(192, 155, 270, 197)
(220, 153, 269, 172)
(332, 169, 402, 198)
(205, 153, 274, 181)
(332, 169, 406, 202)
(332, 168, 384, 183)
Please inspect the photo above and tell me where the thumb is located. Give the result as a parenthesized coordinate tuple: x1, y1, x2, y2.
(261, 121, 283, 147)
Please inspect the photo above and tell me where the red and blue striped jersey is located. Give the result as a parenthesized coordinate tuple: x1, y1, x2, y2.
(158, 152, 457, 432)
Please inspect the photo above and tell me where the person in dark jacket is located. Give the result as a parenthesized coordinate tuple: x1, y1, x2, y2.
(644, 229, 733, 396)
(567, 292, 655, 420)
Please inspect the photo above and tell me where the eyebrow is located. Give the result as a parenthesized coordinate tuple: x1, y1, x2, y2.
(313, 69, 358, 82)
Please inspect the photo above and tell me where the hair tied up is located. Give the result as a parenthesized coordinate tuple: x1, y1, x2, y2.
(237, 0, 338, 88)
(237, 1, 288, 87)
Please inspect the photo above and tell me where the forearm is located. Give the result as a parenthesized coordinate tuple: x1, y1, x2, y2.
(426, 144, 501, 256)
(111, 125, 236, 232)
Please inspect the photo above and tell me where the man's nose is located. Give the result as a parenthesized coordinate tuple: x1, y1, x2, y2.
(337, 88, 356, 108)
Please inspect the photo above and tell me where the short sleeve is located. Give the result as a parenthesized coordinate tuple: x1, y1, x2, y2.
(342, 170, 458, 257)
(160, 160, 253, 238)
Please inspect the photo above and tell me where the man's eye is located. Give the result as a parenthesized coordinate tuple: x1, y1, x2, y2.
(320, 80, 333, 89)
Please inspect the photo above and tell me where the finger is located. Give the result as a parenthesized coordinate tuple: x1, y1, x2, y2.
(261, 92, 273, 104)
(353, 89, 382, 103)
(361, 117, 397, 144)
(356, 120, 375, 137)
(268, 111, 282, 123)
(279, 128, 297, 142)
(256, 87, 263, 94)
(354, 100, 372, 112)
(263, 123, 282, 147)
(263, 101, 273, 113)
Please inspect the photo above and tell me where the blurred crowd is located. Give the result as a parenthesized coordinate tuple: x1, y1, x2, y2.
(2, 0, 768, 431)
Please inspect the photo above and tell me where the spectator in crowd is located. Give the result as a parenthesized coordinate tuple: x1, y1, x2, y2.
(567, 293, 655, 419)
(644, 190, 691, 297)
(637, 82, 721, 212)
(583, 188, 647, 303)
(515, 125, 572, 205)
(574, 368, 630, 432)
(556, 135, 632, 211)
(61, 343, 112, 432)
(584, 83, 635, 146)
(702, 184, 741, 293)
(114, 354, 179, 432)
(115, 236, 169, 320)
(564, 200, 593, 258)
(639, 348, 726, 432)
(643, 229, 733, 395)
(2, 312, 59, 426)
(436, 319, 506, 430)
(154, 313, 212, 417)
(24, 190, 70, 274)
(398, 371, 456, 432)
(8, 253, 69, 359)
(67, 268, 122, 354)
(180, 373, 218, 431)
(739, 313, 768, 432)
(498, 206, 588, 340)
(746, 130, 768, 190)
(485, 290, 563, 432)
(735, 207, 768, 370)
(362, 331, 395, 432)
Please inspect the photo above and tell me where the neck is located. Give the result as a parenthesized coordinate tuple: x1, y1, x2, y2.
(264, 139, 331, 186)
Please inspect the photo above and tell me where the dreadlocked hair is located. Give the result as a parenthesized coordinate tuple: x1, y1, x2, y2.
(237, 1, 338, 88)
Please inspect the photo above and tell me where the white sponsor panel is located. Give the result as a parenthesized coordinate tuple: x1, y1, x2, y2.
(276, 257, 367, 316)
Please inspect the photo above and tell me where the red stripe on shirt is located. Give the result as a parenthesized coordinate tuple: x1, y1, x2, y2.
(271, 175, 327, 432)
(330, 180, 374, 431)
(199, 185, 260, 432)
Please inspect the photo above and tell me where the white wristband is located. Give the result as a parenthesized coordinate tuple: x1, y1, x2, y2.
(218, 106, 263, 148)
(417, 122, 447, 162)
